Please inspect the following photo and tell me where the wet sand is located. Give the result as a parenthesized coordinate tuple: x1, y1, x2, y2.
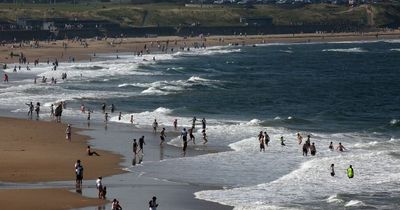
(0, 117, 124, 209)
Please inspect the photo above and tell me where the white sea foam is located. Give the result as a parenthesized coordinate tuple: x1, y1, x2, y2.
(390, 49, 400, 52)
(322, 47, 367, 53)
(344, 200, 365, 207)
(326, 194, 344, 204)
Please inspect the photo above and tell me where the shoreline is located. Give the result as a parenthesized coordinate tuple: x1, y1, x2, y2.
(1, 31, 399, 65)
(0, 110, 233, 210)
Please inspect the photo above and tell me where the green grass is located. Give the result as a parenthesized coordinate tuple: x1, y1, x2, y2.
(0, 3, 398, 27)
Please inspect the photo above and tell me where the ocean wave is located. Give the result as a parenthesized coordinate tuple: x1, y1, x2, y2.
(344, 200, 366, 207)
(322, 47, 367, 53)
(390, 119, 400, 127)
(390, 49, 400, 52)
(326, 194, 344, 204)
(119, 76, 223, 96)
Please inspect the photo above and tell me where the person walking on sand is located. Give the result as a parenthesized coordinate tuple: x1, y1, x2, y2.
(160, 128, 166, 145)
(297, 133, 303, 145)
(152, 119, 158, 133)
(138, 136, 145, 154)
(149, 196, 159, 210)
(87, 146, 100, 156)
(66, 124, 72, 141)
(181, 128, 188, 155)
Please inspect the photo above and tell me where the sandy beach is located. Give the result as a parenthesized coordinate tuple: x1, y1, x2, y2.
(1, 30, 399, 64)
(0, 117, 124, 209)
(1, 30, 400, 210)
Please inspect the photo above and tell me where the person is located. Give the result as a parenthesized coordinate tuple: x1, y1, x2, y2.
(160, 128, 166, 145)
(87, 112, 91, 121)
(55, 103, 63, 122)
(280, 136, 286, 146)
(202, 129, 208, 144)
(130, 115, 134, 124)
(189, 127, 195, 144)
(110, 104, 115, 113)
(75, 160, 83, 186)
(118, 112, 122, 121)
(50, 104, 54, 118)
(258, 131, 264, 143)
(96, 177, 103, 198)
(202, 118, 206, 130)
(297, 133, 303, 145)
(330, 164, 335, 176)
(149, 196, 159, 210)
(3, 73, 8, 83)
(138, 136, 145, 154)
(100, 186, 107, 199)
(87, 146, 100, 156)
(259, 134, 265, 152)
(329, 141, 334, 150)
(112, 199, 122, 210)
(305, 135, 311, 147)
(80, 104, 85, 113)
(336, 142, 346, 152)
(104, 113, 108, 123)
(192, 116, 197, 129)
(152, 119, 158, 133)
(101, 103, 106, 113)
(302, 143, 308, 156)
(26, 101, 34, 117)
(347, 165, 354, 178)
(310, 142, 316, 156)
(173, 119, 177, 130)
(34, 102, 40, 119)
(66, 124, 72, 141)
(181, 128, 188, 154)
(264, 132, 270, 146)
(133, 139, 138, 155)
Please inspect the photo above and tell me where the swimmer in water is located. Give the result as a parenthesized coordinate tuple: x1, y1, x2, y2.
(330, 164, 335, 176)
(329, 141, 334, 150)
(347, 165, 354, 178)
(336, 142, 346, 152)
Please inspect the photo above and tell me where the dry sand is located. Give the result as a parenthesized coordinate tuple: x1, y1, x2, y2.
(0, 117, 124, 209)
(1, 31, 400, 64)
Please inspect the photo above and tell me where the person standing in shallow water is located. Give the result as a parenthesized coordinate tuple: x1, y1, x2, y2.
(297, 133, 303, 145)
(181, 128, 188, 155)
(347, 165, 354, 178)
(302, 143, 308, 156)
(280, 136, 286, 146)
(264, 131, 269, 147)
(259, 135, 265, 152)
(310, 142, 316, 156)
(152, 119, 158, 133)
(149, 196, 159, 210)
(330, 164, 335, 176)
(160, 128, 166, 145)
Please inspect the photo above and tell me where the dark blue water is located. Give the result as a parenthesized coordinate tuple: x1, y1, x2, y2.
(85, 41, 400, 134)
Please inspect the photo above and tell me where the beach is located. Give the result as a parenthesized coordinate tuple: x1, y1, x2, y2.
(1, 30, 400, 64)
(0, 32, 400, 210)
(0, 117, 123, 209)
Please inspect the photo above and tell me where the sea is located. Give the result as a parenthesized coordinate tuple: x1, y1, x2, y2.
(1, 40, 400, 209)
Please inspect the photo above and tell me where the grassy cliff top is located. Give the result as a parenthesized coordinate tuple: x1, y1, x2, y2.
(0, 3, 399, 27)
